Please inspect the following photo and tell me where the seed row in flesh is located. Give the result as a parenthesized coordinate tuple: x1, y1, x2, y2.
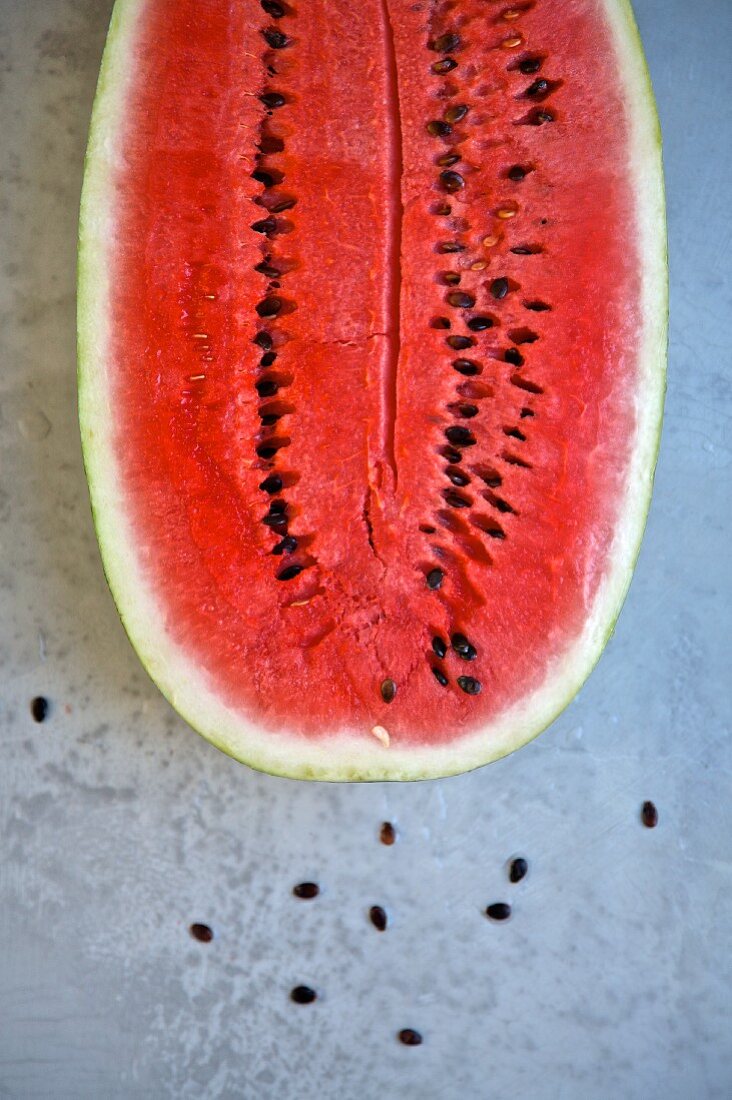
(252, 2, 312, 583)
(420, 1, 557, 698)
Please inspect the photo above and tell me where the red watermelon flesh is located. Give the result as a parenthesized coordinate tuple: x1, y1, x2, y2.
(78, 0, 666, 779)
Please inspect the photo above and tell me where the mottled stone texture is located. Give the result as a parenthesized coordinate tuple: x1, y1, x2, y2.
(0, 1, 730, 1097)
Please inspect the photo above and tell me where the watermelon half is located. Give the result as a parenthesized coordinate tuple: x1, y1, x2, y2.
(78, 0, 666, 781)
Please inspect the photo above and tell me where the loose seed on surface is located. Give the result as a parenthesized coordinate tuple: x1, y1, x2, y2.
(426, 568, 445, 590)
(641, 801, 659, 828)
(381, 679, 397, 703)
(369, 905, 388, 931)
(398, 1029, 423, 1046)
(485, 902, 511, 921)
(30, 696, 49, 723)
(189, 923, 213, 942)
(509, 857, 528, 883)
(290, 986, 317, 1004)
(380, 821, 397, 845)
(293, 882, 320, 899)
(457, 675, 482, 695)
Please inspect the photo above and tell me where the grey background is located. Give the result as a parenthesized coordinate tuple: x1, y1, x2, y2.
(1, 0, 730, 1097)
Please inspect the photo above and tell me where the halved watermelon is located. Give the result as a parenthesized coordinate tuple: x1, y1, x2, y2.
(78, 0, 666, 781)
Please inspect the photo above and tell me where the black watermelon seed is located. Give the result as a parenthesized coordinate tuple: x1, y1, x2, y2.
(467, 315, 494, 332)
(452, 358, 480, 376)
(433, 32, 461, 52)
(485, 902, 511, 921)
(444, 103, 468, 124)
(431, 635, 447, 658)
(437, 241, 466, 254)
(426, 568, 445, 590)
(259, 473, 282, 494)
(436, 153, 461, 168)
(505, 427, 526, 441)
(277, 564, 303, 581)
(256, 444, 278, 459)
(432, 666, 449, 686)
(431, 57, 458, 74)
(260, 91, 286, 109)
(291, 985, 317, 1004)
(451, 632, 475, 657)
(457, 675, 481, 695)
(446, 291, 475, 308)
(380, 821, 396, 845)
(446, 466, 470, 486)
(458, 403, 479, 418)
(252, 168, 277, 187)
(256, 296, 283, 318)
(504, 348, 524, 366)
(254, 330, 273, 350)
(30, 696, 49, 723)
(442, 271, 461, 286)
(519, 56, 542, 74)
(263, 512, 288, 529)
(263, 28, 289, 48)
(260, 351, 277, 367)
(641, 801, 659, 828)
(490, 277, 510, 299)
(252, 216, 277, 235)
(381, 679, 397, 703)
(444, 490, 471, 508)
(254, 260, 282, 276)
(446, 334, 474, 350)
(269, 195, 296, 213)
(427, 119, 452, 137)
(508, 164, 527, 181)
(532, 109, 554, 124)
(398, 1029, 423, 1046)
(293, 882, 319, 899)
(189, 922, 213, 942)
(525, 78, 549, 96)
(509, 857, 528, 883)
(255, 379, 278, 397)
(369, 905, 388, 931)
(440, 170, 465, 193)
(272, 535, 298, 555)
(441, 445, 462, 463)
(445, 425, 475, 447)
(520, 407, 535, 418)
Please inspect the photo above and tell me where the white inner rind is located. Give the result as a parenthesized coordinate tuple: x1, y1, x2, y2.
(78, 0, 667, 781)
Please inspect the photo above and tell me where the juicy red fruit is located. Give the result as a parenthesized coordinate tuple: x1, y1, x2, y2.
(110, 0, 640, 746)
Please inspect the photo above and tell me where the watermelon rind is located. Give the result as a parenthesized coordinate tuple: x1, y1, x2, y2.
(78, 0, 666, 781)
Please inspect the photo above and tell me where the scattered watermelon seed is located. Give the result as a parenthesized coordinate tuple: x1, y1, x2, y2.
(509, 857, 528, 883)
(490, 277, 510, 299)
(369, 905, 388, 931)
(426, 568, 445, 590)
(452, 359, 480, 376)
(445, 425, 475, 447)
(189, 922, 213, 942)
(444, 103, 468, 124)
(290, 986, 317, 1004)
(30, 696, 49, 722)
(457, 675, 481, 695)
(293, 882, 319, 899)
(504, 348, 524, 366)
(380, 679, 397, 704)
(259, 473, 282, 494)
(447, 291, 476, 309)
(380, 821, 396, 846)
(485, 902, 511, 921)
(398, 1029, 423, 1046)
(432, 666, 449, 687)
(446, 334, 474, 350)
(441, 444, 463, 463)
(431, 635, 447, 658)
(467, 315, 494, 332)
(641, 801, 659, 828)
(446, 466, 470, 486)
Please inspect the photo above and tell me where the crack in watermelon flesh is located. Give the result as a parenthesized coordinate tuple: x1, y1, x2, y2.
(79, 0, 666, 777)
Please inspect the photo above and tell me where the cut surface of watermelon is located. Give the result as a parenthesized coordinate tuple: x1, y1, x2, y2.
(79, 0, 666, 780)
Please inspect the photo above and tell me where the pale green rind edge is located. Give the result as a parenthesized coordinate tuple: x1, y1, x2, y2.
(78, 0, 667, 782)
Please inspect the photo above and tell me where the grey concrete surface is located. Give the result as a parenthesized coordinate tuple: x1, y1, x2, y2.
(0, 1, 730, 1097)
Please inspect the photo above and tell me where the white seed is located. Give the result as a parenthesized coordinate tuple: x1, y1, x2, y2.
(371, 725, 391, 747)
